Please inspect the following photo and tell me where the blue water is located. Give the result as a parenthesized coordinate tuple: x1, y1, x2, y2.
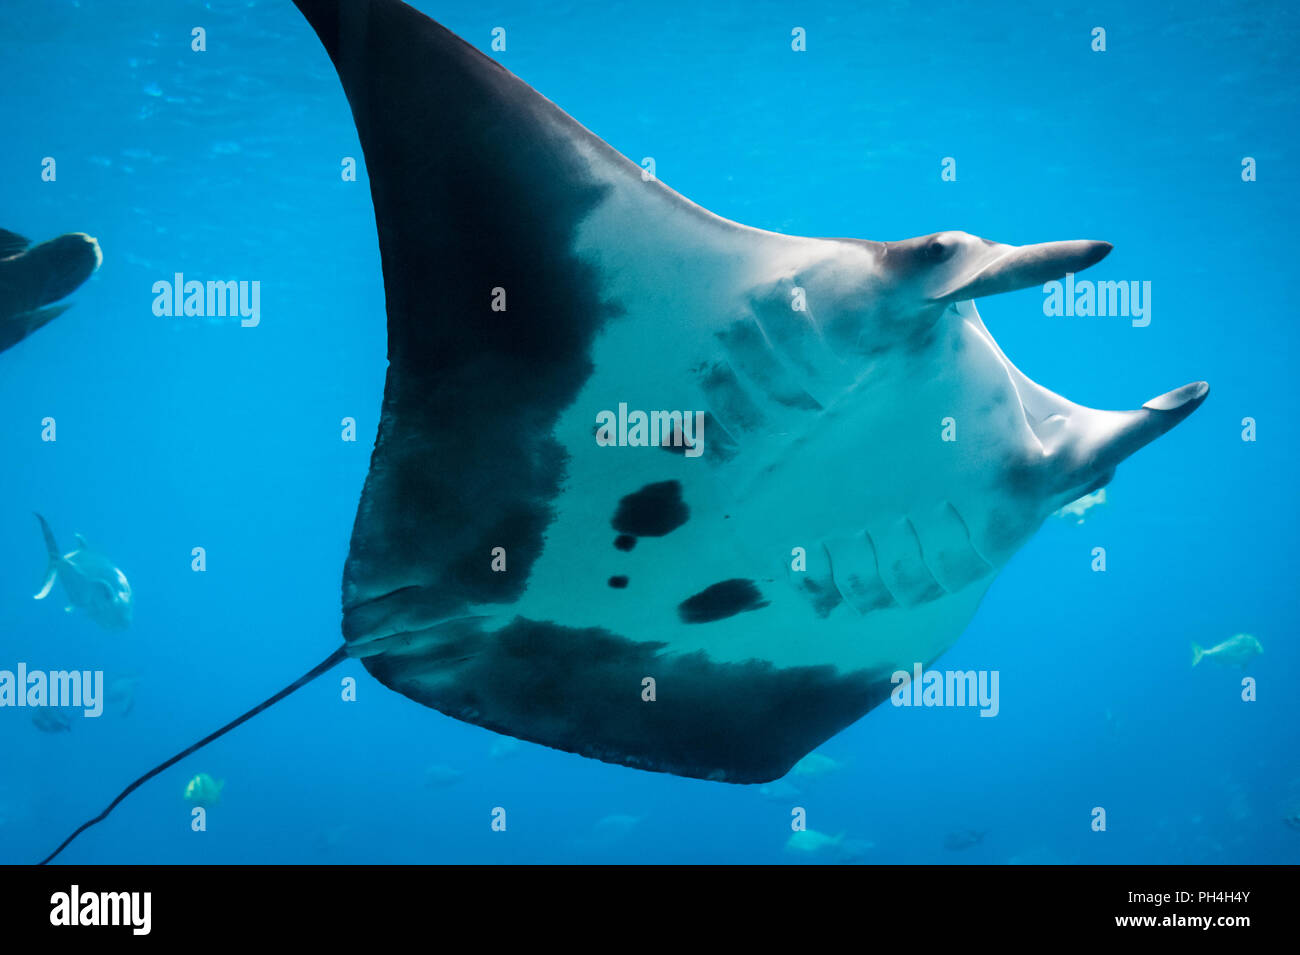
(1, 0, 1296, 864)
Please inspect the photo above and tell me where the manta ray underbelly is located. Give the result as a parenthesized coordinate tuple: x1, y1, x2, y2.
(355, 205, 1031, 782)
(504, 207, 1017, 678)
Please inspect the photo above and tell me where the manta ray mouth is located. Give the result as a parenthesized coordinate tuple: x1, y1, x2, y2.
(950, 297, 1209, 498)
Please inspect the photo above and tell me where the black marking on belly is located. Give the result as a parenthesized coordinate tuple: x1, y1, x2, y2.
(678, 578, 769, 623)
(797, 575, 843, 618)
(608, 575, 629, 589)
(362, 615, 902, 784)
(824, 532, 897, 614)
(611, 481, 688, 537)
(613, 534, 637, 551)
(776, 389, 822, 411)
(658, 422, 703, 457)
(660, 428, 688, 454)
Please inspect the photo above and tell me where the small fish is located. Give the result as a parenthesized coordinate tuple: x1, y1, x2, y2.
(943, 829, 988, 851)
(423, 764, 464, 788)
(106, 674, 138, 717)
(785, 828, 844, 854)
(791, 752, 842, 781)
(572, 813, 643, 851)
(313, 823, 355, 855)
(31, 709, 72, 733)
(1103, 707, 1122, 733)
(1192, 633, 1263, 668)
(33, 514, 132, 631)
(1284, 809, 1300, 833)
(1053, 488, 1107, 524)
(488, 737, 521, 760)
(183, 773, 224, 808)
(592, 814, 641, 839)
(758, 779, 802, 802)
(837, 837, 877, 862)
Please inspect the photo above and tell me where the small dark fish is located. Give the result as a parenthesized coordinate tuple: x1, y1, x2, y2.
(106, 675, 139, 717)
(32, 709, 72, 733)
(423, 764, 464, 788)
(943, 829, 988, 851)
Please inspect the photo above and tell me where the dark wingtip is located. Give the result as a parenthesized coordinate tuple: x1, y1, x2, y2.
(291, 0, 341, 62)
(1087, 240, 1114, 268)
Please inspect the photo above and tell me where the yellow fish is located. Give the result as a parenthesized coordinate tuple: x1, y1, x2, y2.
(183, 773, 224, 808)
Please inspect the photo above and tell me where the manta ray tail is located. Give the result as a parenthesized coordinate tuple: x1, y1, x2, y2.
(38, 646, 348, 864)
(33, 512, 61, 600)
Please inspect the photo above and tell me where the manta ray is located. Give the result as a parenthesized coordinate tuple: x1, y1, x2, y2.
(40, 0, 1207, 861)
(0, 228, 101, 356)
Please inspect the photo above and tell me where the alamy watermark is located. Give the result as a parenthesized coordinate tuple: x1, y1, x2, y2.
(152, 273, 260, 326)
(50, 886, 151, 935)
(0, 664, 103, 717)
(1043, 272, 1150, 327)
(890, 663, 999, 717)
(595, 402, 705, 458)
